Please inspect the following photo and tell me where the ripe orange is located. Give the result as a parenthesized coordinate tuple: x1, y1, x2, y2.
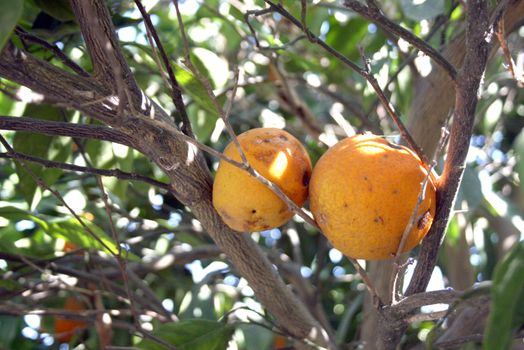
(212, 128, 312, 232)
(54, 296, 87, 343)
(309, 134, 436, 260)
(63, 242, 77, 253)
(273, 335, 288, 349)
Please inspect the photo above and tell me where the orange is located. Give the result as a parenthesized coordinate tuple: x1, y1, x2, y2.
(63, 242, 77, 253)
(54, 296, 87, 343)
(273, 335, 288, 348)
(213, 128, 312, 232)
(309, 134, 436, 260)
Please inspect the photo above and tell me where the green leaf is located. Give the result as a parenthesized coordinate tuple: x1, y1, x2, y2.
(484, 242, 524, 350)
(326, 17, 369, 62)
(0, 0, 23, 51)
(0, 90, 14, 114)
(40, 218, 120, 256)
(0, 205, 34, 222)
(514, 130, 524, 206)
(399, 0, 445, 21)
(454, 164, 483, 214)
(137, 320, 234, 350)
(188, 105, 217, 143)
(237, 323, 274, 350)
(444, 217, 460, 247)
(86, 138, 116, 168)
(13, 105, 68, 208)
(33, 0, 75, 21)
(0, 224, 24, 255)
(0, 279, 22, 292)
(173, 64, 220, 119)
(0, 316, 20, 347)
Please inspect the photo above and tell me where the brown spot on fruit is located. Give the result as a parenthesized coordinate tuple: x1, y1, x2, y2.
(374, 216, 384, 224)
(417, 209, 431, 230)
(254, 150, 275, 164)
(363, 176, 373, 192)
(302, 169, 310, 187)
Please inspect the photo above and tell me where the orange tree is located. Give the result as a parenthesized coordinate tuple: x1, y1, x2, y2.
(0, 1, 523, 349)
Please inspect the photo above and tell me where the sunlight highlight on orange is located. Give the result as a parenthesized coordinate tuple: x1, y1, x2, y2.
(268, 151, 288, 179)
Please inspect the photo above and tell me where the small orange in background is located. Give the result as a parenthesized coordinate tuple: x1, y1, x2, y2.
(309, 134, 437, 260)
(212, 128, 312, 232)
(54, 296, 87, 343)
(63, 242, 77, 253)
(273, 334, 289, 349)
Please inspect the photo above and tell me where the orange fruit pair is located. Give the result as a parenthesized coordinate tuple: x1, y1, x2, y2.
(212, 129, 436, 260)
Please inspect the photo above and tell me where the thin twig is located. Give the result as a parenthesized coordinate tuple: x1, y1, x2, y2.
(364, 6, 458, 119)
(390, 170, 433, 301)
(300, 0, 315, 42)
(391, 126, 448, 302)
(389, 156, 440, 303)
(244, 8, 274, 48)
(495, 18, 523, 84)
(14, 27, 90, 77)
(134, 0, 193, 136)
(358, 48, 429, 165)
(0, 151, 171, 191)
(343, 0, 457, 82)
(348, 258, 383, 307)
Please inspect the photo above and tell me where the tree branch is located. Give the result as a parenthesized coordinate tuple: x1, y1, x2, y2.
(0, 151, 172, 192)
(392, 289, 462, 314)
(0, 116, 134, 147)
(0, 42, 118, 123)
(343, 0, 457, 82)
(69, 0, 139, 96)
(406, 0, 490, 297)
